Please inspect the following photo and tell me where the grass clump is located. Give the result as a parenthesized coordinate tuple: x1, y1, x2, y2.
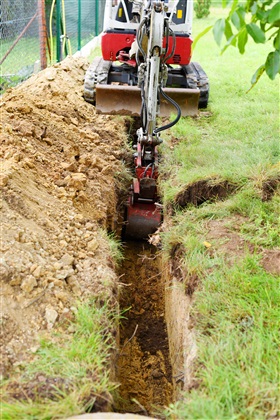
(1, 299, 119, 420)
(100, 228, 124, 266)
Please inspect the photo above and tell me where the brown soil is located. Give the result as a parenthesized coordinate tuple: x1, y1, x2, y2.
(206, 217, 280, 275)
(261, 249, 280, 276)
(0, 56, 128, 379)
(262, 174, 280, 201)
(116, 242, 172, 417)
(205, 217, 255, 264)
(1, 57, 174, 417)
(174, 177, 237, 209)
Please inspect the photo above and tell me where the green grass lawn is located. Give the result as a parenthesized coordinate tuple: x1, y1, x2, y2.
(161, 7, 278, 199)
(160, 6, 279, 420)
(1, 38, 41, 74)
(0, 34, 92, 88)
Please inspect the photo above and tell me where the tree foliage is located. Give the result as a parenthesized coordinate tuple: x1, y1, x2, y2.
(207, 0, 280, 86)
(194, 0, 212, 19)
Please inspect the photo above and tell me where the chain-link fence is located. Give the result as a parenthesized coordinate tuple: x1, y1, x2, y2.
(61, 0, 104, 60)
(1, 0, 106, 91)
(0, 0, 41, 90)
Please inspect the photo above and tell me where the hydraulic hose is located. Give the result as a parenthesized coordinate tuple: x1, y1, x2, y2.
(136, 17, 148, 61)
(143, 162, 153, 177)
(163, 27, 176, 64)
(162, 19, 169, 63)
(136, 25, 145, 66)
(140, 81, 147, 131)
(153, 87, 181, 134)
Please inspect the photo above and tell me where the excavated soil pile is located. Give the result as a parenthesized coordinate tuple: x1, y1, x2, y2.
(0, 56, 129, 378)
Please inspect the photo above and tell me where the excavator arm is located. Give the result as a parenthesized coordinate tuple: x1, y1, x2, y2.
(84, 0, 209, 239)
(125, 2, 176, 239)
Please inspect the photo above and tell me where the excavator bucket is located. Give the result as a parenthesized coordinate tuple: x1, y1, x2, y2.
(95, 85, 200, 117)
(124, 202, 162, 240)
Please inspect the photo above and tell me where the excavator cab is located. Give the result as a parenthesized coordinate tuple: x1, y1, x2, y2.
(101, 0, 193, 66)
(115, 0, 134, 22)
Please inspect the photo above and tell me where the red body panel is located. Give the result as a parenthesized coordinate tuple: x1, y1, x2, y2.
(101, 32, 135, 61)
(164, 35, 192, 65)
(101, 31, 192, 65)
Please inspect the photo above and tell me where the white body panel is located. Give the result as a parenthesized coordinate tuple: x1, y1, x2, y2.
(103, 0, 193, 35)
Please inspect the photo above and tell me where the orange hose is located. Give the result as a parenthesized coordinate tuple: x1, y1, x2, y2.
(38, 0, 47, 69)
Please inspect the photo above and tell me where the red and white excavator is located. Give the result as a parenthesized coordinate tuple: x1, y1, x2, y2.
(84, 0, 209, 239)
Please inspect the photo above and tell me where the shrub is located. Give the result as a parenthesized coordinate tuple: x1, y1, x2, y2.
(194, 0, 211, 18)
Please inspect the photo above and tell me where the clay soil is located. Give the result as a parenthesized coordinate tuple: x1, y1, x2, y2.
(1, 57, 176, 417)
(0, 56, 129, 379)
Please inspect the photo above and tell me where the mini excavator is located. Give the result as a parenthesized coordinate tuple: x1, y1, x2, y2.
(84, 0, 209, 239)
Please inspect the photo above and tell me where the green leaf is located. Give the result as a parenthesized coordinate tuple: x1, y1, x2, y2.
(238, 28, 248, 54)
(213, 18, 226, 46)
(192, 25, 213, 51)
(248, 64, 265, 91)
(231, 8, 246, 30)
(256, 9, 267, 21)
(251, 65, 265, 85)
(231, 11, 241, 29)
(265, 50, 280, 80)
(237, 5, 246, 21)
(246, 23, 266, 43)
(273, 31, 280, 50)
(222, 0, 232, 8)
(221, 34, 238, 54)
(267, 3, 280, 24)
(229, 0, 239, 17)
(250, 2, 258, 15)
(225, 19, 234, 41)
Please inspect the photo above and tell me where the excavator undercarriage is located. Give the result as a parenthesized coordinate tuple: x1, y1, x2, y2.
(84, 57, 208, 115)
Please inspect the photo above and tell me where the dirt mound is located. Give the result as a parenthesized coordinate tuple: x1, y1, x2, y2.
(0, 56, 128, 378)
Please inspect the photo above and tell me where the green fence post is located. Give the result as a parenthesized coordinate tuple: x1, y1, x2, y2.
(56, 0, 61, 62)
(95, 0, 99, 36)
(78, 0, 81, 51)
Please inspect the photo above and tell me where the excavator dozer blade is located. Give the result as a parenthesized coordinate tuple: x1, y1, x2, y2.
(95, 85, 200, 117)
(160, 87, 200, 117)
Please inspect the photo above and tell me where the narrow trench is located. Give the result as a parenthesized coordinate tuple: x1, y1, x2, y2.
(115, 241, 173, 418)
(111, 118, 173, 417)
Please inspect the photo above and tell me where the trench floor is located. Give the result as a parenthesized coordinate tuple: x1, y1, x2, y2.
(115, 241, 173, 417)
